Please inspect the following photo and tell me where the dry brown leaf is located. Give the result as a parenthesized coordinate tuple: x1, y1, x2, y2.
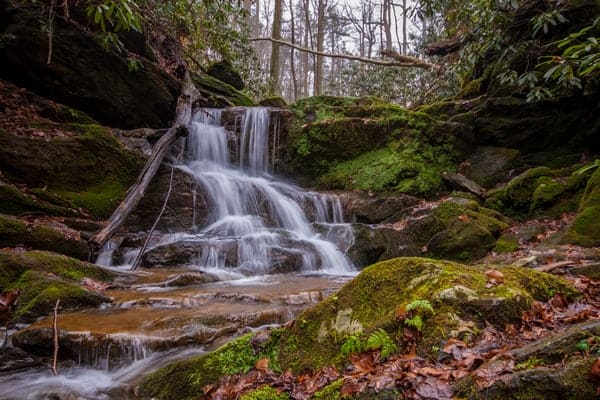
(255, 358, 269, 371)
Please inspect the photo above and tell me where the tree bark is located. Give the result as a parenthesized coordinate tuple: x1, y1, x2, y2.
(289, 0, 299, 101)
(313, 0, 326, 96)
(89, 74, 198, 251)
(251, 37, 441, 70)
(270, 0, 283, 94)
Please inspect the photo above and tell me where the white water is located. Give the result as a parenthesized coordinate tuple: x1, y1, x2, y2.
(174, 107, 354, 276)
(0, 107, 356, 400)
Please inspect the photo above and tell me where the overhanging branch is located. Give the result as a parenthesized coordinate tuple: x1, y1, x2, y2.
(250, 37, 442, 71)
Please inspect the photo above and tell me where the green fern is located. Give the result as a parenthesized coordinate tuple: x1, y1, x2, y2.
(404, 315, 424, 331)
(405, 299, 434, 315)
(574, 160, 600, 176)
(341, 334, 365, 357)
(366, 328, 398, 358)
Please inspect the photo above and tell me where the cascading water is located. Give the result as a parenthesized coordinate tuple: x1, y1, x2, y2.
(0, 107, 356, 400)
(178, 107, 354, 276)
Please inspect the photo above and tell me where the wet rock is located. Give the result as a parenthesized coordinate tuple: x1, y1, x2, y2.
(464, 145, 521, 188)
(0, 1, 180, 129)
(142, 239, 238, 268)
(125, 166, 209, 232)
(338, 191, 420, 224)
(0, 347, 42, 373)
(347, 224, 419, 267)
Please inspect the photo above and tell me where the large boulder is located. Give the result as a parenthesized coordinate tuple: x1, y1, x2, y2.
(139, 257, 576, 399)
(0, 249, 113, 322)
(0, 1, 180, 129)
(565, 167, 600, 246)
(207, 60, 245, 90)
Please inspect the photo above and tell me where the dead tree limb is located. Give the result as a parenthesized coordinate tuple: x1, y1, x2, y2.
(442, 172, 487, 198)
(131, 159, 178, 271)
(250, 37, 442, 71)
(90, 73, 199, 251)
(52, 299, 60, 376)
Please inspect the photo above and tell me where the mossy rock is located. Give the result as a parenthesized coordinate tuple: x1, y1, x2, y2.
(0, 249, 113, 321)
(486, 166, 585, 219)
(0, 214, 88, 259)
(0, 124, 143, 218)
(0, 183, 76, 217)
(494, 233, 520, 253)
(141, 258, 576, 399)
(206, 60, 244, 90)
(259, 96, 287, 108)
(565, 168, 600, 246)
(277, 257, 575, 373)
(428, 221, 496, 262)
(285, 96, 468, 196)
(192, 72, 255, 107)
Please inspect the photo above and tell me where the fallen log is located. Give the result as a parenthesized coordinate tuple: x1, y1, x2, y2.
(441, 172, 487, 198)
(89, 73, 199, 251)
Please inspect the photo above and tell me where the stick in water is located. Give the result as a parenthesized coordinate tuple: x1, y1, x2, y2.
(52, 299, 60, 376)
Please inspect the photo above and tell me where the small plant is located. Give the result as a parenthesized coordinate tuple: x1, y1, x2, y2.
(398, 299, 435, 335)
(340, 329, 398, 359)
(515, 357, 543, 371)
(340, 334, 365, 357)
(366, 328, 398, 358)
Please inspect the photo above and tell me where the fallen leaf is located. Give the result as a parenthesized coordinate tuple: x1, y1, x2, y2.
(255, 358, 269, 371)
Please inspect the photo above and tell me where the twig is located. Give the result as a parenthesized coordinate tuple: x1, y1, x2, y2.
(52, 299, 60, 376)
(534, 260, 574, 273)
(131, 159, 178, 271)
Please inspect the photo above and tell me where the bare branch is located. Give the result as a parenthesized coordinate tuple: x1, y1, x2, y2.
(250, 37, 442, 70)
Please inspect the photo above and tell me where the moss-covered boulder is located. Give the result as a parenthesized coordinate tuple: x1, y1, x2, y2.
(0, 249, 113, 321)
(0, 214, 89, 259)
(0, 125, 143, 218)
(0, 1, 180, 129)
(0, 183, 78, 217)
(206, 60, 245, 90)
(139, 257, 575, 399)
(259, 96, 287, 108)
(565, 167, 600, 246)
(485, 166, 587, 219)
(283, 96, 470, 196)
(193, 72, 255, 107)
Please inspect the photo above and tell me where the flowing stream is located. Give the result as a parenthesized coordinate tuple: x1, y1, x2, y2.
(0, 108, 356, 399)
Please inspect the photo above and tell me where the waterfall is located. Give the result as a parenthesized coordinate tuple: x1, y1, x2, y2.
(179, 107, 354, 275)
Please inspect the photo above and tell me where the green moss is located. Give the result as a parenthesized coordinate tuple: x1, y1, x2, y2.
(141, 330, 283, 400)
(192, 72, 255, 107)
(494, 233, 520, 253)
(0, 184, 74, 216)
(0, 249, 112, 319)
(241, 386, 290, 400)
(311, 379, 343, 400)
(56, 178, 127, 219)
(531, 176, 565, 211)
(0, 124, 143, 219)
(277, 257, 574, 373)
(259, 96, 287, 108)
(284, 96, 461, 196)
(0, 214, 88, 259)
(566, 169, 600, 246)
(514, 357, 543, 371)
(428, 221, 495, 261)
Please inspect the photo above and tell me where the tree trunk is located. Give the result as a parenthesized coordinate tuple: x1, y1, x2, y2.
(90, 74, 198, 251)
(270, 0, 283, 94)
(313, 0, 325, 96)
(402, 0, 407, 55)
(289, 0, 299, 101)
